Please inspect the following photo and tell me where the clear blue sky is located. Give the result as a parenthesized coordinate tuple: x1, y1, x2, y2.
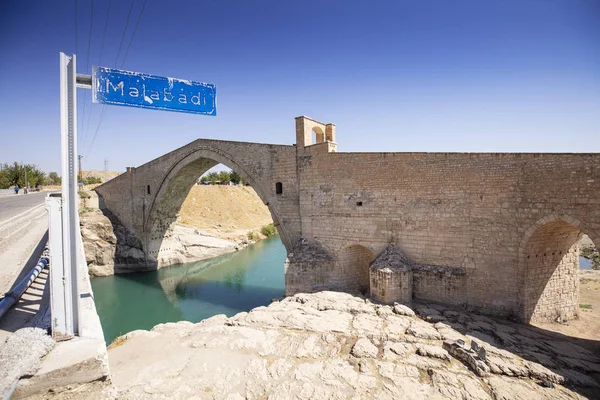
(1, 0, 599, 174)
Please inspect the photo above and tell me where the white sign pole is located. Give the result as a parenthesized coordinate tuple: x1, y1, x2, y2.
(58, 52, 80, 337)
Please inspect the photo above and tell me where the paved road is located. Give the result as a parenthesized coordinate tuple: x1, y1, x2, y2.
(0, 192, 47, 223)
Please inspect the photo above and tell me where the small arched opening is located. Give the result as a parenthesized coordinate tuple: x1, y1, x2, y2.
(338, 245, 375, 295)
(312, 126, 325, 145)
(275, 182, 283, 195)
(520, 218, 598, 323)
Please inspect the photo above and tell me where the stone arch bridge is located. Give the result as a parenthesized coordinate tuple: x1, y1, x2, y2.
(95, 116, 600, 324)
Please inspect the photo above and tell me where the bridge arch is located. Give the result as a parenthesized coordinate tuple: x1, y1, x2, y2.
(518, 214, 599, 323)
(338, 244, 376, 295)
(143, 145, 291, 265)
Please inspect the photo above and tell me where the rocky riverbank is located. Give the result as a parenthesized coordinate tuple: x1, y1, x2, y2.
(80, 185, 274, 276)
(33, 290, 600, 399)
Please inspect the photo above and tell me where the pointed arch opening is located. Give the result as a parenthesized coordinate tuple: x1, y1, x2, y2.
(143, 146, 290, 267)
(519, 217, 599, 323)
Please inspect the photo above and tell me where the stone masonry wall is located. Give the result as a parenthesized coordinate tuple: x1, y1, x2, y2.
(97, 139, 303, 260)
(96, 118, 600, 322)
(297, 141, 600, 320)
(522, 220, 581, 323)
(370, 269, 413, 304)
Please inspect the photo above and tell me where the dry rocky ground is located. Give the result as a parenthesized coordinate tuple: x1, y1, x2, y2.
(533, 270, 600, 352)
(64, 191, 600, 399)
(30, 283, 600, 400)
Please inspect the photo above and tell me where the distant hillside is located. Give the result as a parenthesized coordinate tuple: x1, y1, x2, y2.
(178, 185, 272, 240)
(81, 170, 121, 183)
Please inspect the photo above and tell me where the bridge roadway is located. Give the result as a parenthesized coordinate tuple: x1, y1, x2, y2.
(0, 191, 47, 222)
(0, 191, 49, 344)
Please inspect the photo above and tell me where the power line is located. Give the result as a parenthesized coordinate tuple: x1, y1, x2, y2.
(114, 0, 136, 68)
(88, 0, 145, 158)
(75, 0, 79, 57)
(79, 0, 95, 149)
(85, 0, 94, 72)
(97, 0, 112, 67)
(83, 0, 112, 159)
(75, 0, 83, 144)
(82, 0, 97, 151)
(86, 104, 108, 157)
(120, 0, 147, 69)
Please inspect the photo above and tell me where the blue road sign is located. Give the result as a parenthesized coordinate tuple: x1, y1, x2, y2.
(92, 66, 216, 115)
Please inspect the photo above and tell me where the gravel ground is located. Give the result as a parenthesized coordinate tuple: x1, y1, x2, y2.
(0, 327, 54, 398)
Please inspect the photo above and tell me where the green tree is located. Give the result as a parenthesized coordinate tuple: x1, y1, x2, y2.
(47, 172, 61, 185)
(217, 170, 231, 184)
(0, 162, 46, 188)
(0, 165, 10, 189)
(82, 176, 103, 185)
(200, 171, 220, 184)
(230, 170, 241, 185)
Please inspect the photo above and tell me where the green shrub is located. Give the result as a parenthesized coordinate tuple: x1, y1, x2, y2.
(261, 223, 277, 237)
(579, 304, 593, 309)
(247, 231, 259, 241)
(79, 207, 93, 215)
(581, 247, 600, 270)
(78, 191, 91, 199)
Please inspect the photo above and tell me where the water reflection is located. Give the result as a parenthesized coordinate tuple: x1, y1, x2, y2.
(91, 236, 286, 344)
(580, 256, 592, 270)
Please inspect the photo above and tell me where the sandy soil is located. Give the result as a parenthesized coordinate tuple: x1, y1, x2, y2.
(178, 185, 272, 240)
(80, 170, 121, 182)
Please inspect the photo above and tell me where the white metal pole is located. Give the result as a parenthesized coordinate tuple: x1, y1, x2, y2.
(46, 194, 67, 337)
(59, 52, 80, 337)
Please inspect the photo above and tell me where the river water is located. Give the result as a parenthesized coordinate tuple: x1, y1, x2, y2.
(91, 238, 595, 344)
(580, 256, 593, 270)
(91, 236, 286, 345)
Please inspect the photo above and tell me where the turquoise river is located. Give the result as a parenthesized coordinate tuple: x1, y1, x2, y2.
(91, 236, 286, 345)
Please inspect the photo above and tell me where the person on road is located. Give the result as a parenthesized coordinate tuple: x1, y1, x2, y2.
(14, 184, 19, 194)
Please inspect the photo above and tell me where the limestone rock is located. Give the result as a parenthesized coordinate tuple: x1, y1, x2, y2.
(442, 310, 460, 320)
(524, 360, 564, 385)
(415, 305, 441, 319)
(443, 340, 490, 377)
(416, 343, 451, 361)
(80, 209, 157, 276)
(351, 338, 378, 358)
(486, 376, 576, 400)
(467, 320, 495, 333)
(88, 291, 597, 400)
(406, 320, 442, 340)
(393, 303, 416, 317)
(382, 341, 413, 360)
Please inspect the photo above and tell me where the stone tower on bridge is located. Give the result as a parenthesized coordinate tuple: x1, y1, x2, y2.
(95, 116, 600, 324)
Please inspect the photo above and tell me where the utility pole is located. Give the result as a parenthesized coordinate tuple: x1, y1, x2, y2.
(104, 157, 108, 172)
(78, 155, 83, 184)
